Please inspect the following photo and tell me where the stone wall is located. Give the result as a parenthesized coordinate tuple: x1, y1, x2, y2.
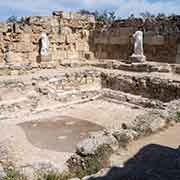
(93, 17, 180, 63)
(1, 13, 180, 66)
(0, 11, 95, 66)
(101, 72, 180, 102)
(0, 69, 101, 115)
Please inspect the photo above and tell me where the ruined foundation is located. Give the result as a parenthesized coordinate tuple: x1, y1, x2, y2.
(0, 11, 180, 179)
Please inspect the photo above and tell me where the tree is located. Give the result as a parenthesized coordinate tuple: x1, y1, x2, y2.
(6, 16, 27, 24)
(78, 9, 93, 15)
(140, 11, 155, 19)
(7, 16, 18, 23)
(128, 14, 135, 19)
(157, 13, 166, 18)
(78, 9, 117, 23)
(108, 11, 116, 22)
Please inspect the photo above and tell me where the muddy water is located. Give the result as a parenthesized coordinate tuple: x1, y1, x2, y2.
(19, 116, 103, 153)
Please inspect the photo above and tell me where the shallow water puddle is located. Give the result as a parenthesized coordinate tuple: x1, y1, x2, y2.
(19, 116, 103, 153)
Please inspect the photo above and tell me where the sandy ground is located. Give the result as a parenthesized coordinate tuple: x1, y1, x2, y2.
(111, 124, 180, 166)
(0, 99, 146, 171)
(59, 99, 146, 129)
(0, 67, 180, 175)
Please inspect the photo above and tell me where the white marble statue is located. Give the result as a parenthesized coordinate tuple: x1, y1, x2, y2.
(40, 32, 48, 56)
(133, 31, 144, 56)
(130, 30, 146, 62)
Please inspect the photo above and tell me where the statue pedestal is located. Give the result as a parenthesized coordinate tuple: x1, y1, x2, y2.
(37, 54, 52, 63)
(129, 54, 146, 63)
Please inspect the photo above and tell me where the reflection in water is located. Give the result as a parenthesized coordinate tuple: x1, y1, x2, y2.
(19, 116, 103, 153)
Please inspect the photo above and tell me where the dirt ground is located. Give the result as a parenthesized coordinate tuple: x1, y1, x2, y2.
(111, 124, 180, 167)
(59, 99, 147, 129)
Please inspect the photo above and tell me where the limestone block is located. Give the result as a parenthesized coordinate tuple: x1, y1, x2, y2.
(66, 51, 79, 59)
(28, 51, 39, 63)
(21, 33, 32, 43)
(28, 16, 51, 26)
(77, 42, 89, 51)
(94, 37, 109, 44)
(51, 34, 65, 43)
(0, 23, 8, 32)
(32, 34, 40, 44)
(52, 50, 66, 61)
(176, 44, 180, 64)
(176, 54, 180, 64)
(109, 36, 129, 45)
(36, 54, 52, 63)
(57, 11, 95, 23)
(61, 27, 72, 35)
(50, 17, 59, 27)
(76, 130, 118, 155)
(12, 42, 33, 53)
(8, 52, 29, 64)
(32, 25, 44, 33)
(65, 34, 76, 44)
(13, 24, 22, 34)
(177, 44, 180, 54)
(11, 70, 19, 76)
(23, 24, 32, 33)
(118, 27, 133, 35)
(144, 35, 164, 45)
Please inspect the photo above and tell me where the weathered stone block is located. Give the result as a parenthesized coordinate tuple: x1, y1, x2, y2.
(36, 54, 52, 63)
(144, 35, 164, 45)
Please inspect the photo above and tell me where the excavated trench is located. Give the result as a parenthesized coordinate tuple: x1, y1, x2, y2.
(1, 67, 180, 179)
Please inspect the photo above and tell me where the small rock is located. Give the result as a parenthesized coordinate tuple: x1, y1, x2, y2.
(82, 168, 110, 180)
(129, 111, 167, 136)
(149, 117, 166, 132)
(112, 129, 138, 147)
(76, 130, 118, 156)
(0, 165, 6, 180)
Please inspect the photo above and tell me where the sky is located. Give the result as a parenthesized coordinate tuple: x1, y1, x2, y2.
(0, 0, 180, 21)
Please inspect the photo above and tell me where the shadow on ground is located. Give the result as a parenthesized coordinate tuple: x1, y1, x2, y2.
(89, 144, 180, 180)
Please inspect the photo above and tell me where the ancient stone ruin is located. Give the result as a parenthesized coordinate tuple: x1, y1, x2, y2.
(0, 11, 180, 179)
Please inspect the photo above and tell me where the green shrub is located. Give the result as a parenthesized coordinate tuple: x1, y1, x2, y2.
(68, 144, 113, 178)
(176, 111, 180, 121)
(3, 167, 27, 180)
(36, 172, 71, 180)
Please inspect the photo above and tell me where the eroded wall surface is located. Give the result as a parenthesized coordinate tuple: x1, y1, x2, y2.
(0, 11, 95, 66)
(93, 17, 180, 63)
(0, 13, 180, 65)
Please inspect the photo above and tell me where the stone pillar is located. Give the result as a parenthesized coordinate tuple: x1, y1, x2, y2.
(129, 31, 146, 63)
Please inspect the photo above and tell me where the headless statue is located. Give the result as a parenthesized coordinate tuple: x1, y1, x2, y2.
(40, 32, 48, 56)
(133, 31, 144, 56)
(129, 30, 146, 63)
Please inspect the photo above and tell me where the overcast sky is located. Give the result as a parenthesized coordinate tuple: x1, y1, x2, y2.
(0, 0, 180, 21)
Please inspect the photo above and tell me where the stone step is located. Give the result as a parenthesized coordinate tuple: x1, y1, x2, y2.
(0, 97, 29, 106)
(33, 93, 101, 113)
(102, 89, 165, 109)
(93, 60, 172, 73)
(46, 84, 57, 94)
